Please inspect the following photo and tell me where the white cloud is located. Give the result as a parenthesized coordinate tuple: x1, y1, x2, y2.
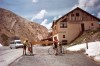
(53, 17, 57, 20)
(79, 0, 97, 8)
(31, 9, 48, 21)
(72, 0, 98, 10)
(58, 15, 62, 18)
(71, 0, 88, 10)
(78, 0, 88, 8)
(97, 12, 100, 18)
(53, 15, 62, 21)
(71, 5, 78, 10)
(41, 19, 52, 29)
(32, 0, 38, 3)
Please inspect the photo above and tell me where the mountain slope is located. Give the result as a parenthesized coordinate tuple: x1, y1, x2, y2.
(0, 8, 48, 45)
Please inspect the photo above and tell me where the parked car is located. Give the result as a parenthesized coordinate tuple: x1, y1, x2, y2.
(9, 40, 23, 49)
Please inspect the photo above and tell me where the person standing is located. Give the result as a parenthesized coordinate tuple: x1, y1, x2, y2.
(27, 41, 31, 55)
(30, 42, 33, 55)
(53, 37, 59, 55)
(23, 40, 28, 55)
(58, 42, 63, 54)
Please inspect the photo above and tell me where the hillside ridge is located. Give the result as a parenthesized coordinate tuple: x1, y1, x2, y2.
(0, 8, 48, 46)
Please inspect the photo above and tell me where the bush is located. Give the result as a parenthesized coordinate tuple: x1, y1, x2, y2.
(1, 34, 9, 46)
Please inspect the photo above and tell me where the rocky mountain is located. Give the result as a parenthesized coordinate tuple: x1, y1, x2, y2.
(0, 8, 48, 46)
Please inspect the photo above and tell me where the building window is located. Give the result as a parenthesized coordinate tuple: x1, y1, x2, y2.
(63, 35, 65, 38)
(62, 40, 67, 45)
(76, 13, 79, 16)
(54, 37, 57, 40)
(91, 23, 94, 26)
(60, 22, 67, 28)
(71, 14, 74, 17)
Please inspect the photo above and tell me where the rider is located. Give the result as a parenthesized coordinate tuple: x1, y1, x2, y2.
(53, 37, 59, 55)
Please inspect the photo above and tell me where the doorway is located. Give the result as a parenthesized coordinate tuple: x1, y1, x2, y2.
(81, 23, 84, 32)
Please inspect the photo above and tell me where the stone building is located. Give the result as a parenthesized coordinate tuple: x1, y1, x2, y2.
(51, 7, 100, 44)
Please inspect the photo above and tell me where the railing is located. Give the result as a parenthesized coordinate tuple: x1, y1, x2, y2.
(31, 41, 53, 45)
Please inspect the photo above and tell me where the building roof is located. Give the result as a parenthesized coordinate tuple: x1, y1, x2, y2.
(51, 7, 100, 28)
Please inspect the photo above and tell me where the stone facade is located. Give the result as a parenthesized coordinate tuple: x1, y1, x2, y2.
(52, 7, 100, 44)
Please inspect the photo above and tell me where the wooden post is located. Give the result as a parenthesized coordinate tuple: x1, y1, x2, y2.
(84, 38, 88, 49)
(86, 41, 88, 49)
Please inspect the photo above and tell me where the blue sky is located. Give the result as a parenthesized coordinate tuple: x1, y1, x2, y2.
(0, 0, 100, 29)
